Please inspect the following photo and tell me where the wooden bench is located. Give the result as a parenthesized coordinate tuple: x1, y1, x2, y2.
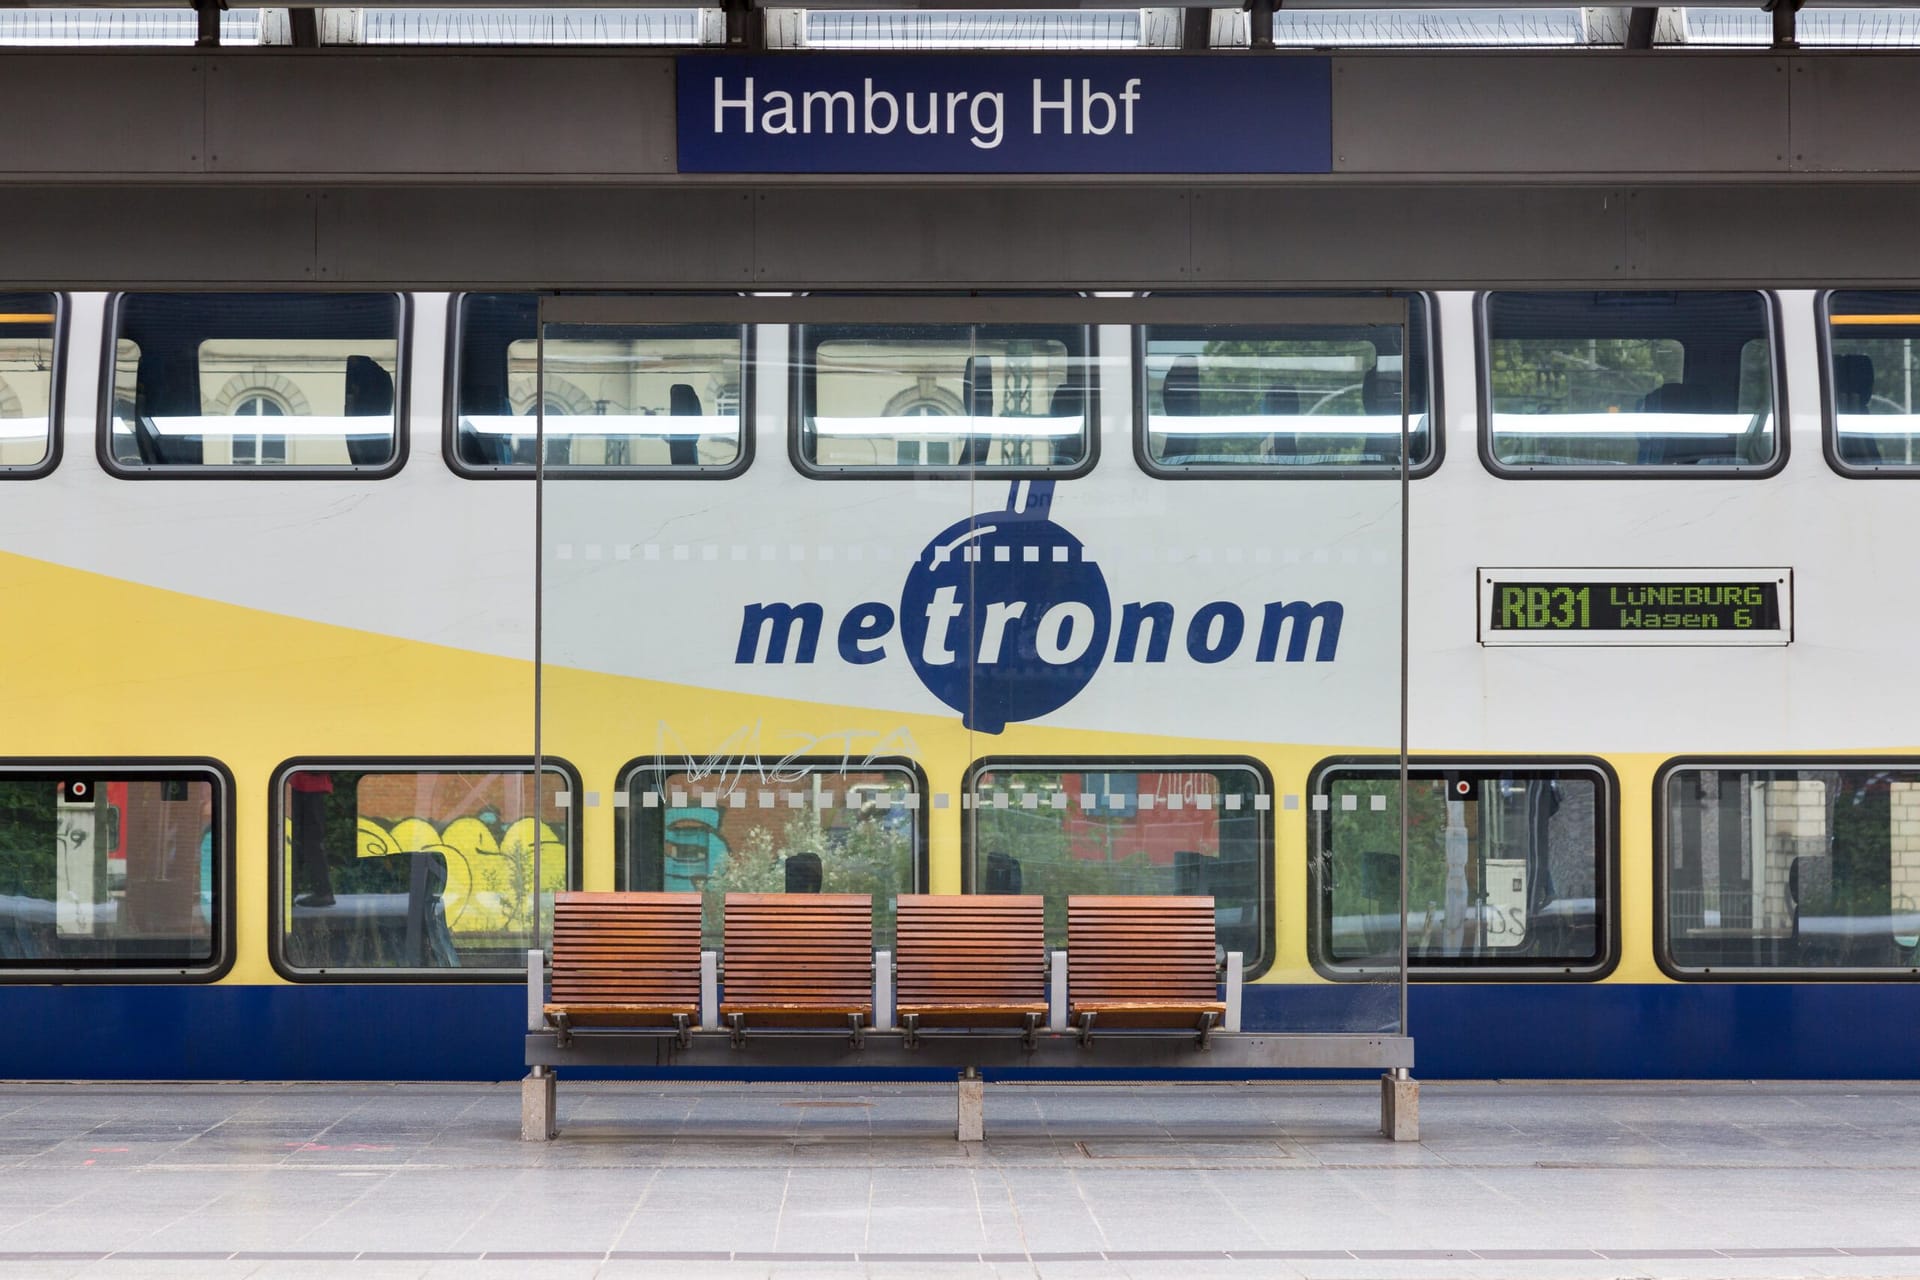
(1067, 895, 1227, 1044)
(719, 893, 873, 1044)
(543, 891, 703, 1047)
(894, 894, 1049, 1047)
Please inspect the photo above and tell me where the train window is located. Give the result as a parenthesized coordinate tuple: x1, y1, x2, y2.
(106, 293, 404, 475)
(1482, 291, 1780, 475)
(1310, 760, 1614, 977)
(1661, 763, 1920, 977)
(0, 766, 228, 979)
(616, 759, 925, 949)
(1139, 295, 1435, 475)
(964, 761, 1270, 976)
(1823, 292, 1920, 473)
(796, 324, 1093, 474)
(450, 293, 747, 475)
(272, 762, 577, 978)
(0, 294, 58, 475)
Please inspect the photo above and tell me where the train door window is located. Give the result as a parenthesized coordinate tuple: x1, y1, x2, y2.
(0, 294, 58, 475)
(1140, 294, 1436, 476)
(963, 760, 1270, 976)
(796, 324, 1094, 475)
(450, 293, 748, 475)
(1482, 291, 1781, 475)
(0, 765, 229, 980)
(105, 293, 404, 475)
(1661, 762, 1920, 976)
(1309, 760, 1615, 978)
(1823, 292, 1920, 473)
(617, 759, 925, 950)
(271, 761, 578, 978)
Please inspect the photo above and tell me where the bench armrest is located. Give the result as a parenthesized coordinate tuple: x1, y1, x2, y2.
(526, 949, 546, 1033)
(700, 950, 719, 1031)
(874, 950, 894, 1033)
(1224, 951, 1244, 1034)
(1048, 949, 1068, 1032)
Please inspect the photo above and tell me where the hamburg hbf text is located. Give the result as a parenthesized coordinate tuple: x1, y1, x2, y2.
(712, 76, 1145, 150)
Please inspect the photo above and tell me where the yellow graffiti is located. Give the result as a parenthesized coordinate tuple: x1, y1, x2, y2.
(354, 814, 566, 937)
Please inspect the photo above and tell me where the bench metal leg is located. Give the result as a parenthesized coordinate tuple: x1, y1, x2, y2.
(521, 1067, 557, 1142)
(1380, 1068, 1419, 1142)
(956, 1068, 984, 1143)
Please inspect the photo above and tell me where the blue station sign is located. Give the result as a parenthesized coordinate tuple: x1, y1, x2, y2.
(675, 54, 1333, 174)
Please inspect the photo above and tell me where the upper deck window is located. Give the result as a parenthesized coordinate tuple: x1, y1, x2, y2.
(452, 294, 746, 475)
(0, 295, 58, 474)
(1824, 292, 1920, 473)
(796, 324, 1093, 474)
(1140, 294, 1434, 475)
(107, 293, 403, 474)
(1483, 291, 1778, 474)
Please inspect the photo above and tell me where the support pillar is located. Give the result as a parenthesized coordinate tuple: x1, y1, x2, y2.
(957, 1068, 984, 1143)
(1380, 1068, 1419, 1142)
(522, 1067, 557, 1141)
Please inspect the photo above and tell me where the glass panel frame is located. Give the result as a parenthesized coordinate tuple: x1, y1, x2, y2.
(1134, 291, 1440, 479)
(1658, 758, 1920, 980)
(1478, 289, 1786, 479)
(448, 293, 754, 479)
(0, 760, 232, 982)
(1819, 289, 1920, 477)
(101, 292, 408, 479)
(963, 756, 1275, 979)
(1309, 756, 1618, 980)
(268, 757, 580, 982)
(615, 755, 929, 950)
(0, 292, 63, 478)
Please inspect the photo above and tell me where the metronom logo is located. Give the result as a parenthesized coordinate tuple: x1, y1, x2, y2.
(734, 482, 1346, 733)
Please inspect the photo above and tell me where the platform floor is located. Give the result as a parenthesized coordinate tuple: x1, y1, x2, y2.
(1, 1080, 1918, 1279)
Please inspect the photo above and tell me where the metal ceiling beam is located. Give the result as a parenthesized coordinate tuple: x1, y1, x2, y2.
(0, 0, 1907, 11)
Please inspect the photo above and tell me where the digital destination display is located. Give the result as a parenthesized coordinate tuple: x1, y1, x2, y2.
(1490, 581, 1782, 633)
(1478, 568, 1793, 647)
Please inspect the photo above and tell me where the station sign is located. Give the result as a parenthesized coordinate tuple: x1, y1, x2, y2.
(1478, 568, 1794, 647)
(675, 54, 1333, 174)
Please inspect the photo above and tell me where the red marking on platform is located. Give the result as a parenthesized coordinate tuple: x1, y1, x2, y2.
(82, 1160, 94, 1166)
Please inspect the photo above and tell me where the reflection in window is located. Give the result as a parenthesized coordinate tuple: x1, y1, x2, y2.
(1142, 301, 1432, 471)
(109, 293, 401, 470)
(1664, 765, 1920, 973)
(620, 763, 920, 948)
(453, 294, 744, 471)
(968, 764, 1266, 967)
(0, 295, 56, 470)
(0, 773, 217, 969)
(799, 324, 1092, 471)
(1486, 291, 1775, 470)
(1315, 764, 1605, 971)
(278, 767, 570, 973)
(1827, 292, 1920, 469)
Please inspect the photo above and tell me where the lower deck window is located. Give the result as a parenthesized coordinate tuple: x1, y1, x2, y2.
(275, 763, 573, 976)
(966, 761, 1269, 974)
(1313, 761, 1611, 975)
(618, 760, 924, 949)
(0, 768, 223, 974)
(1663, 764, 1920, 974)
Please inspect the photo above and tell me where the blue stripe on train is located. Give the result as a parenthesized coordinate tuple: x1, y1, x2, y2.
(0, 983, 1915, 1080)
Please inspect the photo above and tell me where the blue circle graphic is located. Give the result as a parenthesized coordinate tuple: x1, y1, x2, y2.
(899, 501, 1111, 734)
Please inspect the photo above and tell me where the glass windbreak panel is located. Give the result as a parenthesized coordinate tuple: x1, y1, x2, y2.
(1486, 291, 1776, 470)
(1142, 303, 1430, 471)
(969, 765, 1267, 971)
(798, 323, 1091, 471)
(109, 293, 401, 470)
(278, 767, 570, 973)
(1315, 764, 1607, 972)
(0, 294, 55, 469)
(1827, 292, 1920, 469)
(1664, 765, 1920, 973)
(620, 763, 920, 949)
(0, 773, 218, 970)
(454, 294, 745, 471)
